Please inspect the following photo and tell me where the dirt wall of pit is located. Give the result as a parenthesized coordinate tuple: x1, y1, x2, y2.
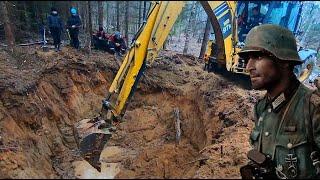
(0, 48, 119, 178)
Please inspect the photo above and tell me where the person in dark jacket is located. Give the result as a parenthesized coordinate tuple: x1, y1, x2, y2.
(108, 31, 127, 56)
(67, 7, 82, 49)
(96, 26, 107, 40)
(47, 7, 64, 52)
(247, 7, 264, 30)
(93, 26, 108, 50)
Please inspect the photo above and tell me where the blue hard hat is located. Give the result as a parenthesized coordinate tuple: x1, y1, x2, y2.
(70, 7, 77, 15)
(115, 31, 121, 39)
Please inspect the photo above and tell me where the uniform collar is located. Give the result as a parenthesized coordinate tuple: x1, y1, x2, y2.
(264, 78, 300, 112)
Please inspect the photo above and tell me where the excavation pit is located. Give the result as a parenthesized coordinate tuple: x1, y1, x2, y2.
(0, 47, 259, 179)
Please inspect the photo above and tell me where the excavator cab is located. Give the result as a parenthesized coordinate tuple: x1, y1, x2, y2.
(237, 1, 301, 43)
(231, 1, 315, 80)
(237, 2, 267, 42)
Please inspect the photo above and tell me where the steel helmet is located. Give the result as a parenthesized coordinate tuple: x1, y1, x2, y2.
(70, 7, 77, 15)
(238, 24, 302, 65)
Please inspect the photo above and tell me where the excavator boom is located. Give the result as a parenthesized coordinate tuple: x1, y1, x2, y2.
(107, 1, 186, 117)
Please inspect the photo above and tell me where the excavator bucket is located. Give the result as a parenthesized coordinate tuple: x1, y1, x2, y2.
(73, 116, 112, 171)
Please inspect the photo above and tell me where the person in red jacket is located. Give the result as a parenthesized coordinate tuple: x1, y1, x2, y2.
(108, 31, 127, 56)
(96, 26, 107, 39)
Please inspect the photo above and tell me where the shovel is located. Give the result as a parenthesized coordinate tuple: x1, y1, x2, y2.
(41, 26, 49, 52)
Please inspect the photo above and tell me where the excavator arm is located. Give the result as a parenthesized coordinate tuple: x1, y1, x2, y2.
(106, 1, 186, 119)
(73, 1, 237, 171)
(104, 0, 237, 120)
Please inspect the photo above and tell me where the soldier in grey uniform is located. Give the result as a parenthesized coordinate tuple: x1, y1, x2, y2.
(238, 24, 320, 179)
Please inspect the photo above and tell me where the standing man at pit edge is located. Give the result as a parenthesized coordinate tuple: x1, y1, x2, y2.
(67, 7, 82, 49)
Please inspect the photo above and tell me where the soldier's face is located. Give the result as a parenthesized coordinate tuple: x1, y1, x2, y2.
(245, 52, 280, 90)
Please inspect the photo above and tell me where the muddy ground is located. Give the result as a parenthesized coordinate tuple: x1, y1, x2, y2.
(0, 45, 263, 179)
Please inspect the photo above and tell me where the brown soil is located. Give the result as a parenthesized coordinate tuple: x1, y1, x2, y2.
(0, 46, 263, 179)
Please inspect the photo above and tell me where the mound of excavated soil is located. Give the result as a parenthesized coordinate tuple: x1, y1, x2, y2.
(0, 46, 263, 179)
(0, 46, 118, 178)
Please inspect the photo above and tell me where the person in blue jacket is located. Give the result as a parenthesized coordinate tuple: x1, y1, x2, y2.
(67, 7, 82, 49)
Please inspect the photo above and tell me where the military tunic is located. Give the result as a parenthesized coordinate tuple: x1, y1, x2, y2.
(250, 81, 320, 179)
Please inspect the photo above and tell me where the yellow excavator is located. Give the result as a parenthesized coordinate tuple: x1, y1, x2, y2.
(73, 1, 315, 170)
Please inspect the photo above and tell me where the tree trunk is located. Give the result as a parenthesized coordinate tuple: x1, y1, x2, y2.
(138, 1, 142, 27)
(111, 2, 115, 31)
(70, 1, 77, 7)
(193, 3, 200, 38)
(199, 17, 211, 59)
(301, 4, 315, 46)
(79, 1, 88, 30)
(105, 2, 109, 32)
(183, 2, 196, 55)
(98, 1, 104, 28)
(116, 1, 120, 31)
(84, 1, 92, 54)
(88, 2, 93, 36)
(143, 1, 147, 21)
(125, 1, 129, 45)
(22, 2, 31, 33)
(38, 3, 45, 28)
(0, 1, 15, 52)
(33, 2, 39, 25)
(62, 1, 70, 22)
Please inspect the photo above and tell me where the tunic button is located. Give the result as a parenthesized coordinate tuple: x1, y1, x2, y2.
(267, 108, 272, 113)
(287, 143, 293, 149)
(264, 132, 269, 136)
